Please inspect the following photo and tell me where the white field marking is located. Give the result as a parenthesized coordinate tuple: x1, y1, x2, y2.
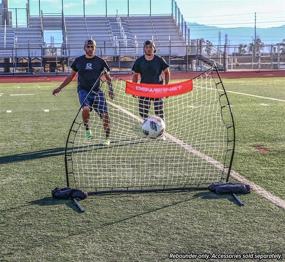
(260, 103, 269, 107)
(0, 93, 3, 97)
(6, 110, 12, 113)
(187, 105, 200, 109)
(108, 100, 285, 209)
(197, 86, 285, 103)
(43, 109, 50, 112)
(226, 90, 285, 103)
(10, 94, 35, 97)
(17, 86, 21, 89)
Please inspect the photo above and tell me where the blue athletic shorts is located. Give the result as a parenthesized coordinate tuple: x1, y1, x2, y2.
(78, 89, 108, 114)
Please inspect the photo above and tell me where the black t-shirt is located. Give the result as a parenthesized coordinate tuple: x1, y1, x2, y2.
(71, 55, 110, 91)
(132, 55, 169, 84)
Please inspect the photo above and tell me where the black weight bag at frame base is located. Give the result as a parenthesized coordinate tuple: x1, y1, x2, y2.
(52, 187, 88, 212)
(208, 182, 251, 206)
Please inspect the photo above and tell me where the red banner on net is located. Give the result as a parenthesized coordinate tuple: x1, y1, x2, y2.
(125, 79, 193, 98)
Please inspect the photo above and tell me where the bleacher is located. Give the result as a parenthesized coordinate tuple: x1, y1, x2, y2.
(122, 16, 186, 55)
(0, 14, 187, 58)
(85, 16, 114, 56)
(15, 16, 43, 57)
(0, 25, 14, 56)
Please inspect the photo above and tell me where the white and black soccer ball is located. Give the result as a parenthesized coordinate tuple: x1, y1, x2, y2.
(141, 116, 165, 138)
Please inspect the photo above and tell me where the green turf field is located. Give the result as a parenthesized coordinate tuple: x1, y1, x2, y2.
(0, 77, 285, 261)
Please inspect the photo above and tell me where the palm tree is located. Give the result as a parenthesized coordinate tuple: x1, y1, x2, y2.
(238, 44, 247, 55)
(249, 37, 264, 56)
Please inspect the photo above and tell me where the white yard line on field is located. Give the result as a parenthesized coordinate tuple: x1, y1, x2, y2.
(198, 86, 285, 103)
(43, 109, 50, 112)
(108, 100, 285, 209)
(226, 90, 285, 103)
(6, 110, 12, 113)
(187, 105, 200, 109)
(227, 90, 285, 102)
(10, 94, 35, 96)
(230, 171, 285, 209)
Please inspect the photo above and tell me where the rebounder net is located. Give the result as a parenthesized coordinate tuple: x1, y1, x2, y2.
(65, 66, 235, 193)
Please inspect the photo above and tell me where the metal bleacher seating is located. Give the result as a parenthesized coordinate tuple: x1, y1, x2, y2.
(0, 14, 187, 58)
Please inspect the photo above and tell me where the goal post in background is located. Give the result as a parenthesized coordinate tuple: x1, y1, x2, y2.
(64, 65, 235, 194)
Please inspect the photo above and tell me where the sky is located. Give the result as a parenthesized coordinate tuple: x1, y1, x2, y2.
(176, 0, 285, 28)
(7, 0, 285, 28)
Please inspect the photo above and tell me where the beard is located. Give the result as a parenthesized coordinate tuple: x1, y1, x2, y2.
(145, 51, 154, 56)
(85, 49, 95, 57)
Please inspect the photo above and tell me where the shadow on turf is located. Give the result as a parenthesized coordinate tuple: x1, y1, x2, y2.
(1, 191, 241, 216)
(30, 190, 201, 216)
(30, 197, 83, 214)
(1, 197, 83, 214)
(0, 139, 150, 164)
(98, 197, 196, 228)
(0, 147, 66, 164)
(193, 191, 239, 205)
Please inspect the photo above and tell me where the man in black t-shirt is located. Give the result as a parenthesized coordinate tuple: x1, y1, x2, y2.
(132, 40, 170, 120)
(52, 40, 114, 145)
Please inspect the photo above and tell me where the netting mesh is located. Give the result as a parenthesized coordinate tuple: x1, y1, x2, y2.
(65, 67, 235, 192)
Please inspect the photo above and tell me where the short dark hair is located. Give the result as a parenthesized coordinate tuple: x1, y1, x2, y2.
(143, 40, 156, 53)
(84, 39, 96, 48)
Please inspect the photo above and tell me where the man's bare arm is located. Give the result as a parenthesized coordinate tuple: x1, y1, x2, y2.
(164, 68, 170, 85)
(52, 70, 77, 95)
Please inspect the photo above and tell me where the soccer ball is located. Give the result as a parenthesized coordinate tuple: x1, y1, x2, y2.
(141, 116, 165, 138)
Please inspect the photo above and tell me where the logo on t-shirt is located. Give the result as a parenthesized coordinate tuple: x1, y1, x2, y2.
(85, 63, 93, 70)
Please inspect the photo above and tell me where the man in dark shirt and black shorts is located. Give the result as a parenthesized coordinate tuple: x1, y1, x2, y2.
(52, 39, 114, 146)
(132, 40, 170, 120)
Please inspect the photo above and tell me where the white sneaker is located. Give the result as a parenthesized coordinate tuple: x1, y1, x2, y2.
(103, 139, 111, 146)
